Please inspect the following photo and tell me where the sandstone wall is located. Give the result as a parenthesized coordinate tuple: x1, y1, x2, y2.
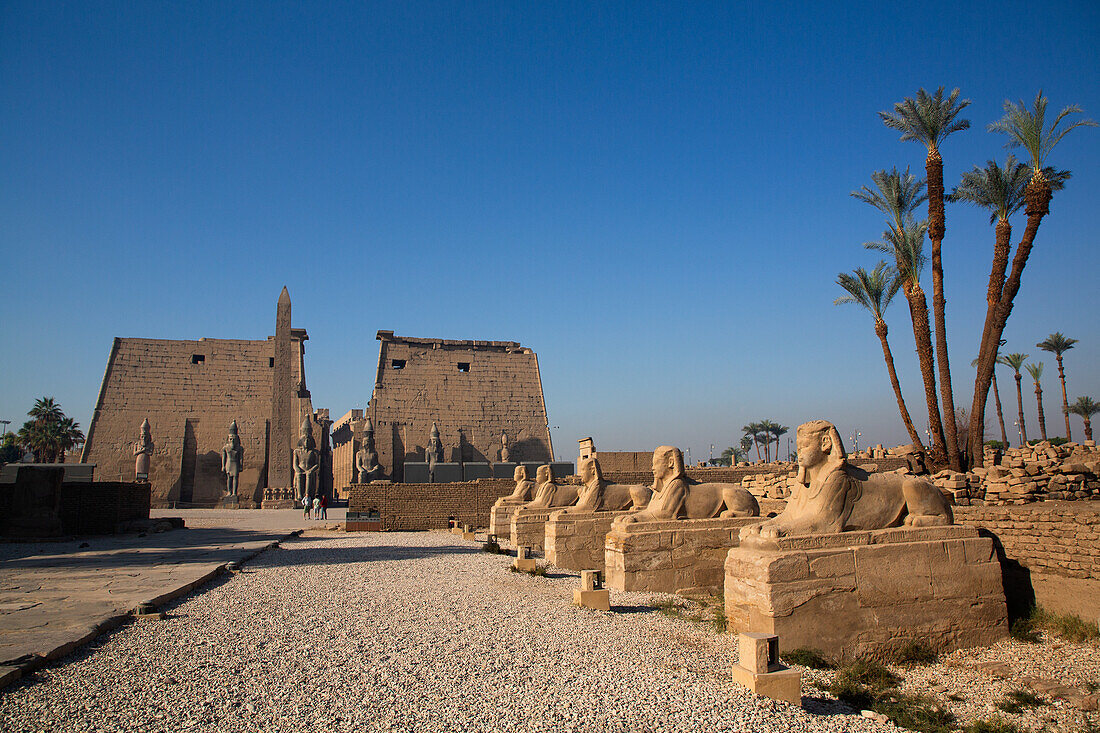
(369, 333, 552, 482)
(348, 479, 515, 530)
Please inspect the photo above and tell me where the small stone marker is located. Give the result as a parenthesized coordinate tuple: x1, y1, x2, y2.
(132, 602, 166, 621)
(462, 523, 476, 541)
(730, 633, 801, 706)
(449, 519, 463, 535)
(513, 546, 537, 572)
(573, 570, 610, 611)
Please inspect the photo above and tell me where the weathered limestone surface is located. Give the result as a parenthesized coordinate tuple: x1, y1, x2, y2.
(604, 517, 763, 593)
(510, 507, 555, 552)
(489, 501, 524, 540)
(724, 525, 1007, 661)
(544, 509, 631, 571)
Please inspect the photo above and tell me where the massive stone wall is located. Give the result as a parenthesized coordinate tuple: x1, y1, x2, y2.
(367, 332, 552, 481)
(82, 291, 319, 506)
(348, 479, 515, 530)
(330, 409, 363, 499)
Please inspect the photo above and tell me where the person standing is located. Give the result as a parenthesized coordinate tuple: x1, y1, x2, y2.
(303, 496, 311, 519)
(312, 495, 321, 520)
(319, 494, 328, 520)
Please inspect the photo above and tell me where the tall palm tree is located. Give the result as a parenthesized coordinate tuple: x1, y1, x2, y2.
(742, 423, 763, 462)
(1037, 332, 1078, 440)
(880, 87, 971, 470)
(769, 423, 789, 462)
(758, 420, 779, 462)
(836, 261, 924, 447)
(1001, 353, 1029, 445)
(1067, 396, 1099, 442)
(740, 435, 753, 458)
(1025, 362, 1047, 441)
(972, 352, 1007, 446)
(28, 397, 63, 428)
(968, 94, 1095, 465)
(56, 417, 84, 464)
(864, 217, 947, 461)
(852, 169, 947, 461)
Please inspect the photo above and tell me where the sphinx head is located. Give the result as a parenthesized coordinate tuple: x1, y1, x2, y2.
(513, 465, 528, 482)
(536, 464, 553, 484)
(795, 420, 847, 484)
(578, 456, 603, 486)
(652, 446, 685, 484)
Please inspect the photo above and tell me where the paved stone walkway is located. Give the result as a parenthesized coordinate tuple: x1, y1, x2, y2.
(0, 509, 343, 685)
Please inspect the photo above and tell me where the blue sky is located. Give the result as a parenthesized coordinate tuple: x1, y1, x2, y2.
(2, 1, 1098, 460)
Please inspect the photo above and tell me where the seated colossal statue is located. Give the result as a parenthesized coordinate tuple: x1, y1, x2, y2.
(614, 446, 758, 526)
(562, 456, 650, 513)
(740, 420, 952, 547)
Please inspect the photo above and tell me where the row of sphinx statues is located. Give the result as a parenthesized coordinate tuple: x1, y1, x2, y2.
(494, 420, 954, 542)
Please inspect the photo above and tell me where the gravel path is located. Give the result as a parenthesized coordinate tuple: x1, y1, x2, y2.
(0, 530, 890, 733)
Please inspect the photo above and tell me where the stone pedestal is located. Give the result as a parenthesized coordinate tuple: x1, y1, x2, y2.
(724, 525, 1008, 662)
(489, 500, 524, 540)
(731, 632, 801, 706)
(605, 517, 762, 593)
(513, 546, 537, 572)
(510, 507, 556, 552)
(545, 509, 631, 571)
(573, 569, 610, 610)
(260, 487, 296, 509)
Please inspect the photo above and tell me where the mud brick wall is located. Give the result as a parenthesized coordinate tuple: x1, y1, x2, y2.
(82, 335, 313, 506)
(595, 452, 652, 473)
(369, 333, 552, 482)
(348, 478, 515, 530)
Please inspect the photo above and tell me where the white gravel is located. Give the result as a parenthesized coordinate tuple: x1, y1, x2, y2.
(0, 530, 896, 733)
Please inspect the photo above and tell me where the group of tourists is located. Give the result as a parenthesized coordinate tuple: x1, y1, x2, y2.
(303, 494, 328, 519)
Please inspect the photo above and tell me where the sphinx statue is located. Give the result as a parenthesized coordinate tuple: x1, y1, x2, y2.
(740, 420, 952, 547)
(614, 446, 758, 526)
(500, 465, 534, 503)
(293, 418, 320, 502)
(221, 420, 244, 496)
(563, 456, 651, 513)
(133, 418, 153, 481)
(525, 464, 578, 509)
(426, 422, 443, 483)
(355, 418, 383, 483)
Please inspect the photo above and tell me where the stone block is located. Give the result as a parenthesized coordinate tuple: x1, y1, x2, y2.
(544, 510, 626, 571)
(433, 463, 463, 483)
(403, 462, 429, 483)
(462, 463, 492, 480)
(731, 663, 802, 706)
(510, 507, 554, 552)
(492, 463, 518, 479)
(573, 588, 610, 611)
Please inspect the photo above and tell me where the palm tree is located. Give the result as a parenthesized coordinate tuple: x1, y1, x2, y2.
(55, 417, 84, 463)
(1001, 353, 1029, 445)
(972, 351, 1008, 446)
(1037, 332, 1078, 440)
(1025, 362, 1047, 441)
(852, 169, 948, 461)
(28, 397, 63, 428)
(880, 87, 971, 470)
(768, 423, 789, 463)
(836, 261, 924, 447)
(742, 423, 763, 462)
(720, 446, 745, 466)
(968, 94, 1095, 465)
(864, 217, 948, 461)
(1067, 396, 1100, 442)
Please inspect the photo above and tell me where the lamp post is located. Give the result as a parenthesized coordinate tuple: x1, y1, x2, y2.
(1014, 421, 1022, 448)
(855, 431, 861, 452)
(0, 420, 9, 437)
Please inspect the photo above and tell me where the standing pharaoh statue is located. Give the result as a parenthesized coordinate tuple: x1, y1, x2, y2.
(355, 418, 382, 483)
(222, 420, 244, 497)
(499, 431, 510, 463)
(426, 422, 443, 483)
(133, 419, 153, 481)
(293, 418, 320, 503)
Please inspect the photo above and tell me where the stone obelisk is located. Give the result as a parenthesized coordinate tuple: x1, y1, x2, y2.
(270, 287, 294, 488)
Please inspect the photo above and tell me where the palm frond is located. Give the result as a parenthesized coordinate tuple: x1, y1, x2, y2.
(879, 87, 971, 151)
(1025, 362, 1044, 382)
(1037, 332, 1078, 356)
(988, 92, 1097, 171)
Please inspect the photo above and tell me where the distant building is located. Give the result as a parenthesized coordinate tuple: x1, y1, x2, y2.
(81, 289, 330, 506)
(361, 331, 553, 483)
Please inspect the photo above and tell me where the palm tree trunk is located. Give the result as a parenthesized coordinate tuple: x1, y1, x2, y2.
(1057, 355, 1071, 441)
(992, 371, 1008, 445)
(926, 152, 960, 470)
(1035, 385, 1047, 441)
(907, 285, 948, 462)
(1014, 373, 1028, 445)
(1085, 416, 1093, 443)
(876, 320, 923, 448)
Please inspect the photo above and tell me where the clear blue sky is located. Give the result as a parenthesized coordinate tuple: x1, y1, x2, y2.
(2, 1, 1098, 461)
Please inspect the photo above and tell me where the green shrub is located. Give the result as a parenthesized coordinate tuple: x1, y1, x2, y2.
(965, 715, 1023, 733)
(872, 693, 955, 733)
(482, 539, 503, 554)
(893, 640, 938, 665)
(710, 607, 727, 633)
(835, 659, 901, 690)
(984, 440, 1007, 451)
(1009, 615, 1041, 643)
(1013, 606, 1100, 643)
(783, 648, 835, 670)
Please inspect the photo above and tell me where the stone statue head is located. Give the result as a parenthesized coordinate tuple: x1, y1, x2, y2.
(578, 456, 603, 486)
(139, 418, 152, 446)
(651, 446, 685, 484)
(513, 465, 527, 482)
(298, 418, 316, 450)
(227, 420, 241, 448)
(795, 420, 847, 485)
(536, 464, 553, 484)
(501, 431, 508, 447)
